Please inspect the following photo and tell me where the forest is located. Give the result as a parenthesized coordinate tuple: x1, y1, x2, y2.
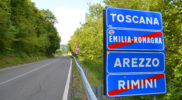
(0, 0, 60, 67)
(69, 0, 182, 99)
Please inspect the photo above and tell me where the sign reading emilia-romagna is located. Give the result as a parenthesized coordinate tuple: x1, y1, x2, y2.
(106, 7, 164, 51)
(104, 7, 167, 98)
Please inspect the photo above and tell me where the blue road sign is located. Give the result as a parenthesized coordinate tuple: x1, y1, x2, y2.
(106, 73, 167, 97)
(106, 7, 163, 31)
(104, 7, 166, 98)
(106, 29, 164, 51)
(107, 52, 165, 73)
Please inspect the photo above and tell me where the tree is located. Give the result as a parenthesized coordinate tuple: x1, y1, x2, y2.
(41, 9, 57, 24)
(70, 4, 104, 62)
(0, 0, 14, 54)
(0, 0, 60, 56)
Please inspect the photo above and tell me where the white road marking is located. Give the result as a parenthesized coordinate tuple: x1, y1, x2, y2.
(0, 63, 33, 72)
(62, 59, 72, 100)
(0, 60, 57, 87)
(0, 60, 48, 72)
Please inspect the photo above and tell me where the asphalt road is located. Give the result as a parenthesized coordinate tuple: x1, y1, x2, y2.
(0, 56, 72, 100)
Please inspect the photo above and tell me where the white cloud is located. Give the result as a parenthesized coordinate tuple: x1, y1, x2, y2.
(51, 7, 86, 45)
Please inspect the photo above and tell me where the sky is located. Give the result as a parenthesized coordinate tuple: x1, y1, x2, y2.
(31, 0, 103, 45)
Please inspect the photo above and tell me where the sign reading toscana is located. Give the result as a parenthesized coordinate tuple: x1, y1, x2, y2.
(106, 7, 162, 31)
(106, 7, 164, 51)
(104, 7, 167, 98)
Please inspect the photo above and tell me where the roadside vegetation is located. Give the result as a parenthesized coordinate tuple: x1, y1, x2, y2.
(0, 0, 60, 68)
(72, 58, 86, 100)
(0, 54, 48, 69)
(55, 45, 69, 56)
(69, 0, 182, 100)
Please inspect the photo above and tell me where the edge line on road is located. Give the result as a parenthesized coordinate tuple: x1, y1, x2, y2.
(62, 59, 72, 100)
(0, 59, 51, 72)
(0, 60, 57, 87)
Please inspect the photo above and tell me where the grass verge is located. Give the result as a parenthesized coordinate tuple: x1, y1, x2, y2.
(0, 54, 49, 69)
(72, 57, 87, 100)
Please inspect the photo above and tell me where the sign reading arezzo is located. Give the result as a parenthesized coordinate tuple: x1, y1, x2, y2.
(106, 7, 162, 31)
(107, 52, 165, 73)
(106, 7, 164, 51)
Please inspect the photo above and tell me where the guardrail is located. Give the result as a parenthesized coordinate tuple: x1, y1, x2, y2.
(73, 56, 97, 100)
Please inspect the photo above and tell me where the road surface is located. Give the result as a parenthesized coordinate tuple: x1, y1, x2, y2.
(0, 56, 72, 100)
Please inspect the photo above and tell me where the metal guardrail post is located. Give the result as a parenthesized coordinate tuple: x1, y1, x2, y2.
(73, 56, 97, 100)
(97, 86, 102, 100)
(83, 70, 88, 78)
(91, 85, 103, 100)
(91, 85, 97, 95)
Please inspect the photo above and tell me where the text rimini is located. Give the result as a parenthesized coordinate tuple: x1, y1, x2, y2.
(110, 13, 159, 25)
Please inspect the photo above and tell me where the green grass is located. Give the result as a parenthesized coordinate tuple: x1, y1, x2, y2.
(72, 57, 86, 99)
(72, 98, 81, 100)
(0, 54, 48, 69)
(78, 56, 103, 86)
